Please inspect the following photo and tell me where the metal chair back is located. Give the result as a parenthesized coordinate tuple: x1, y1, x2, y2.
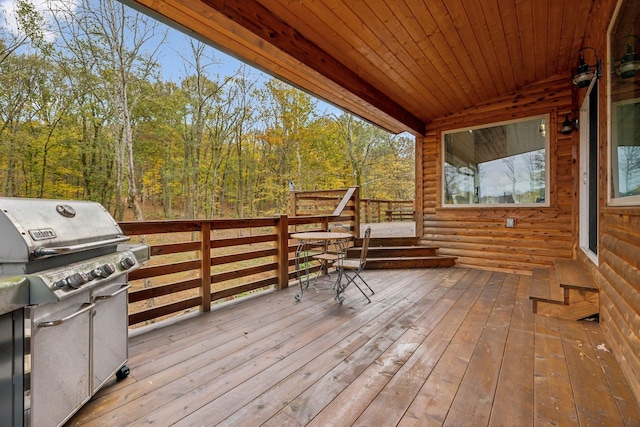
(359, 227, 371, 267)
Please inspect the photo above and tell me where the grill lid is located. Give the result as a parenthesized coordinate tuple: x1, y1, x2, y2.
(0, 197, 126, 263)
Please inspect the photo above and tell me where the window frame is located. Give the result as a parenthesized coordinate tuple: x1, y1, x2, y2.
(441, 114, 551, 208)
(607, 0, 640, 207)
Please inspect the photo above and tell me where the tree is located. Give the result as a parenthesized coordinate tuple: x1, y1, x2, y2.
(51, 0, 167, 220)
(0, 0, 50, 64)
(334, 113, 381, 198)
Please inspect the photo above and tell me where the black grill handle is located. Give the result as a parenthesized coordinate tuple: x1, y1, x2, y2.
(33, 236, 130, 258)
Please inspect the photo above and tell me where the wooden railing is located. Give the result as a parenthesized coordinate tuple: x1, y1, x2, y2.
(360, 199, 415, 223)
(289, 187, 360, 234)
(289, 187, 414, 224)
(121, 191, 358, 327)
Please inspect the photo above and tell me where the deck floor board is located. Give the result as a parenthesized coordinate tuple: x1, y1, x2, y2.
(67, 267, 640, 427)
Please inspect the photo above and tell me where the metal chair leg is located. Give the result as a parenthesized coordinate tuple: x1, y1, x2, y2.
(336, 270, 372, 304)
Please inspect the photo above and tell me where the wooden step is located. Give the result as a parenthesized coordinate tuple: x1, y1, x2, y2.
(529, 267, 566, 305)
(347, 245, 439, 258)
(529, 261, 599, 320)
(554, 259, 599, 291)
(364, 255, 457, 269)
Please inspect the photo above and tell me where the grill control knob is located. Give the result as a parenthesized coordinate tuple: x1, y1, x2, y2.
(90, 263, 116, 279)
(120, 256, 136, 270)
(66, 272, 89, 289)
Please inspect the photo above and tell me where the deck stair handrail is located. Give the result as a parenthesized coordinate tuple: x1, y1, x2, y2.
(289, 186, 360, 236)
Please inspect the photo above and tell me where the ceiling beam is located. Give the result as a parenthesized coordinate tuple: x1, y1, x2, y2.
(199, 0, 426, 135)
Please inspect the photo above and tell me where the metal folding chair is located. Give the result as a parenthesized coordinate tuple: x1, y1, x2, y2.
(312, 223, 350, 281)
(335, 227, 374, 303)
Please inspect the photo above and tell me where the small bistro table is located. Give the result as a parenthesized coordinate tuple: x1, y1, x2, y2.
(291, 231, 352, 302)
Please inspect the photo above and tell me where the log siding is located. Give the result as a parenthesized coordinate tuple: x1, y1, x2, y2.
(419, 74, 577, 274)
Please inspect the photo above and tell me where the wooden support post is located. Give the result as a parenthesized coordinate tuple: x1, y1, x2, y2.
(288, 191, 297, 216)
(276, 214, 290, 290)
(353, 186, 360, 238)
(200, 222, 212, 312)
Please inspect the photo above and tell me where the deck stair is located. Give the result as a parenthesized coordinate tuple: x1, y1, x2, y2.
(529, 259, 599, 320)
(347, 236, 457, 269)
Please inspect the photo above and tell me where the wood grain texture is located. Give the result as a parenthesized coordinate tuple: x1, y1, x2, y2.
(67, 267, 639, 426)
(124, 0, 600, 134)
(420, 74, 576, 274)
(68, 268, 640, 426)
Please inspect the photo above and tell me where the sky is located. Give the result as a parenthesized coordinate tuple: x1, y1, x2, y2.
(154, 18, 342, 117)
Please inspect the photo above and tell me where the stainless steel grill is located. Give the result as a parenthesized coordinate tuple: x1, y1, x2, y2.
(0, 197, 149, 427)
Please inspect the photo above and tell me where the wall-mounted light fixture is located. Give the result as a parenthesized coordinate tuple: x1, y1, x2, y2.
(616, 35, 640, 79)
(572, 47, 602, 88)
(560, 115, 578, 134)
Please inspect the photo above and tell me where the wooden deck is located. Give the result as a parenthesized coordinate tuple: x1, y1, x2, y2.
(361, 221, 415, 238)
(68, 267, 640, 426)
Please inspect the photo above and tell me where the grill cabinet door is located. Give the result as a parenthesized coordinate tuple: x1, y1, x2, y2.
(30, 293, 92, 427)
(91, 278, 129, 393)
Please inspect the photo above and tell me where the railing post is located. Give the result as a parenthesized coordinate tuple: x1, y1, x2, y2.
(289, 191, 297, 216)
(353, 186, 360, 238)
(276, 214, 289, 290)
(200, 222, 212, 312)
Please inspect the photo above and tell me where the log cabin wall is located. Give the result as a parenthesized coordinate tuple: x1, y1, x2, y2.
(419, 74, 577, 274)
(577, 0, 640, 402)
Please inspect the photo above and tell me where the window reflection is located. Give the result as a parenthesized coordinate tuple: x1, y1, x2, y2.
(609, 0, 640, 204)
(443, 116, 548, 206)
(611, 100, 640, 198)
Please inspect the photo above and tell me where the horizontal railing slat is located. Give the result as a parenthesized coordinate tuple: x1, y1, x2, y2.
(128, 259, 201, 281)
(129, 297, 201, 325)
(129, 277, 201, 302)
(122, 189, 384, 326)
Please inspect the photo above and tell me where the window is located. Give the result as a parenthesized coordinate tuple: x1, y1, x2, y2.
(610, 99, 640, 202)
(608, 0, 640, 206)
(442, 116, 549, 206)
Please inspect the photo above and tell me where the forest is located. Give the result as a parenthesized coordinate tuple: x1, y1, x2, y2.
(0, 0, 415, 221)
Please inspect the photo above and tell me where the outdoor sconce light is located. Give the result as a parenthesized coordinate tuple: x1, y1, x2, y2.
(572, 47, 602, 88)
(616, 36, 640, 79)
(560, 116, 578, 134)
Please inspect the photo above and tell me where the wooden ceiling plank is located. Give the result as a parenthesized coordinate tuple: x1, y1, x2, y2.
(256, 1, 408, 111)
(198, 0, 425, 134)
(496, 0, 524, 92)
(395, 0, 472, 113)
(282, 1, 397, 75)
(533, 0, 550, 81)
(406, 0, 479, 110)
(336, 0, 446, 116)
(515, 0, 537, 86)
(546, 0, 565, 76)
(560, 0, 588, 73)
(446, 0, 503, 99)
(283, 0, 431, 120)
(424, 0, 486, 105)
(560, 0, 593, 73)
(481, 0, 518, 93)
(346, 0, 453, 116)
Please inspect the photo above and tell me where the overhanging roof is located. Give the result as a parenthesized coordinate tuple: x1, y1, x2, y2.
(123, 0, 596, 135)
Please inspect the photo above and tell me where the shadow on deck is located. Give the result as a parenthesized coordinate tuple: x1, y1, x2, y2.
(68, 267, 640, 426)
